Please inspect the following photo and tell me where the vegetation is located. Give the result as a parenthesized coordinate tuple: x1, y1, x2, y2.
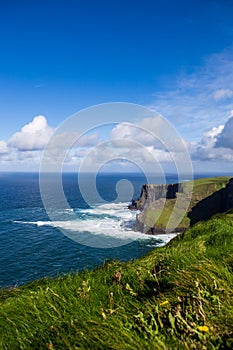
(1, 209, 233, 349)
(140, 176, 231, 230)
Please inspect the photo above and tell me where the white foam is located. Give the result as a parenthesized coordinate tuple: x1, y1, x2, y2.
(13, 202, 177, 244)
(78, 202, 134, 218)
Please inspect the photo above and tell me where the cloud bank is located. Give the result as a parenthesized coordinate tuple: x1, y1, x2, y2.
(1, 111, 233, 172)
(2, 46, 233, 172)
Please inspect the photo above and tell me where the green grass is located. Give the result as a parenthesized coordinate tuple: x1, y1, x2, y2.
(140, 176, 231, 229)
(1, 210, 233, 349)
(189, 176, 231, 205)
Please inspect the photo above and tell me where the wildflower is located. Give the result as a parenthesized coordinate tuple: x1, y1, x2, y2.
(101, 310, 107, 320)
(125, 283, 137, 296)
(160, 300, 169, 306)
(113, 271, 122, 284)
(198, 325, 209, 332)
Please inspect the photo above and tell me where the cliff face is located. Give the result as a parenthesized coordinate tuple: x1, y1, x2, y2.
(188, 178, 233, 225)
(130, 177, 233, 235)
(128, 183, 183, 210)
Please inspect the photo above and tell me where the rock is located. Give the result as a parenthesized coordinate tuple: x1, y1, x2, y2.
(188, 178, 233, 225)
(129, 177, 233, 235)
(129, 182, 184, 234)
(129, 183, 184, 211)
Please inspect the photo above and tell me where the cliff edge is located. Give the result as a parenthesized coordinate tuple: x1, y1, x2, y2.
(129, 176, 232, 234)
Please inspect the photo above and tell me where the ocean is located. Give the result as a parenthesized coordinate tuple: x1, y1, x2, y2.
(0, 172, 228, 288)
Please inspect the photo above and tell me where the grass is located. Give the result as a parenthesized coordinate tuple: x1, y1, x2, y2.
(140, 176, 231, 229)
(189, 176, 231, 205)
(1, 209, 233, 349)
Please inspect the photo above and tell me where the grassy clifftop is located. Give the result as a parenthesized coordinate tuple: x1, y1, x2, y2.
(1, 210, 233, 349)
(137, 176, 232, 231)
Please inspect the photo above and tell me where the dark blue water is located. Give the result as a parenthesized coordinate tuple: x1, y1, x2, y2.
(0, 172, 229, 287)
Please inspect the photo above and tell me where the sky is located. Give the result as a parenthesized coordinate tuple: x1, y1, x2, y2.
(1, 0, 233, 173)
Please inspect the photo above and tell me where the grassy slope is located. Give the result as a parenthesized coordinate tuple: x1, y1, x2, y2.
(1, 210, 233, 349)
(140, 176, 231, 229)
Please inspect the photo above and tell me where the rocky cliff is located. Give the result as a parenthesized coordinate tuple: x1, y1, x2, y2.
(128, 183, 184, 210)
(188, 178, 233, 225)
(129, 177, 233, 235)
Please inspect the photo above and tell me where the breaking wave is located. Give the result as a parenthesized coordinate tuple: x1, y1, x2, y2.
(14, 202, 176, 245)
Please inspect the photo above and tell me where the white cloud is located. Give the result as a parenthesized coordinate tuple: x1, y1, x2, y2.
(190, 117, 233, 162)
(215, 116, 233, 149)
(110, 116, 181, 151)
(213, 89, 233, 100)
(147, 46, 233, 166)
(76, 140, 183, 175)
(2, 110, 233, 171)
(75, 133, 100, 147)
(8, 115, 54, 151)
(110, 116, 191, 168)
(192, 145, 233, 162)
(111, 122, 156, 147)
(0, 140, 8, 154)
(17, 150, 41, 161)
(38, 114, 192, 171)
(201, 124, 224, 148)
(44, 131, 100, 152)
(0, 115, 102, 170)
(150, 47, 233, 141)
(3, 47, 233, 174)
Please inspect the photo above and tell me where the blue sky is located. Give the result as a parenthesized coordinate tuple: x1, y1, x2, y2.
(1, 0, 233, 173)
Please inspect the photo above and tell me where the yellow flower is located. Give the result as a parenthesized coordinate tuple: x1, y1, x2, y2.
(160, 300, 169, 306)
(101, 311, 107, 320)
(198, 325, 209, 332)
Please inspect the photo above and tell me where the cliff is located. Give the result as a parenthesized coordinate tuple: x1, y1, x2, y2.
(130, 176, 232, 234)
(128, 183, 184, 210)
(188, 177, 233, 225)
